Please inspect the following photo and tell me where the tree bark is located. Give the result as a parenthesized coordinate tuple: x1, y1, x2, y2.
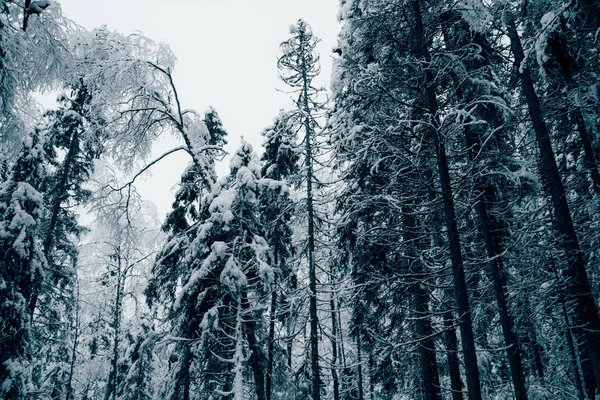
(571, 109, 600, 195)
(562, 302, 586, 400)
(66, 277, 80, 400)
(29, 127, 81, 318)
(356, 334, 364, 400)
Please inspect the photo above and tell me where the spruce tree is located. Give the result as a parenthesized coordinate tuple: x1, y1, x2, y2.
(277, 20, 325, 400)
(0, 130, 48, 399)
(259, 111, 300, 400)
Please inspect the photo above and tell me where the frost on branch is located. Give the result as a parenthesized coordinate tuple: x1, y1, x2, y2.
(66, 27, 177, 170)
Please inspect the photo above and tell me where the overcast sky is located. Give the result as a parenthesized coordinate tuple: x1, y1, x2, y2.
(57, 0, 340, 218)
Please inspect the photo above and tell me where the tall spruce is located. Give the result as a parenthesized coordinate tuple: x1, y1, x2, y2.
(277, 20, 324, 400)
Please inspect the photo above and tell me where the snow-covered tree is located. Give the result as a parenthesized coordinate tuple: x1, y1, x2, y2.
(259, 111, 300, 400)
(0, 0, 72, 155)
(277, 20, 326, 400)
(0, 130, 48, 398)
(149, 140, 273, 400)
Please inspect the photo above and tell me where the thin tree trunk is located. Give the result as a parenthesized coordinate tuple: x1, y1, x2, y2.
(571, 109, 600, 195)
(576, 333, 597, 399)
(356, 334, 364, 400)
(474, 186, 528, 399)
(562, 302, 586, 400)
(29, 129, 81, 319)
(443, 308, 464, 400)
(22, 0, 31, 31)
(405, 209, 442, 400)
(505, 11, 600, 393)
(105, 253, 123, 400)
(413, 281, 442, 400)
(329, 268, 340, 400)
(266, 249, 278, 400)
(66, 276, 80, 400)
(241, 290, 267, 400)
(411, 1, 482, 398)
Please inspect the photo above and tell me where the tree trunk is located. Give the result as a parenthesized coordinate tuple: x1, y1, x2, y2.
(29, 128, 81, 318)
(411, 1, 483, 398)
(571, 109, 600, 195)
(266, 249, 278, 400)
(66, 277, 80, 400)
(438, 12, 529, 397)
(356, 334, 364, 400)
(241, 290, 267, 400)
(563, 302, 586, 400)
(444, 309, 464, 400)
(329, 268, 340, 400)
(473, 184, 528, 399)
(105, 252, 123, 400)
(405, 209, 442, 400)
(22, 0, 31, 31)
(505, 11, 600, 393)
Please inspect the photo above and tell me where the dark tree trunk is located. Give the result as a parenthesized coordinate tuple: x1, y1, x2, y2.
(368, 352, 375, 400)
(29, 128, 81, 318)
(411, 1, 482, 398)
(330, 270, 340, 400)
(22, 0, 31, 31)
(473, 183, 528, 400)
(571, 109, 600, 195)
(66, 277, 80, 400)
(241, 290, 267, 400)
(413, 281, 442, 400)
(576, 331, 597, 399)
(356, 334, 364, 400)
(505, 11, 600, 393)
(443, 309, 464, 400)
(405, 210, 442, 400)
(439, 12, 529, 397)
(562, 302, 586, 400)
(105, 254, 123, 400)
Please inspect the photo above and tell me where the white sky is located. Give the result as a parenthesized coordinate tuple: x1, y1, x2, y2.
(57, 0, 340, 218)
